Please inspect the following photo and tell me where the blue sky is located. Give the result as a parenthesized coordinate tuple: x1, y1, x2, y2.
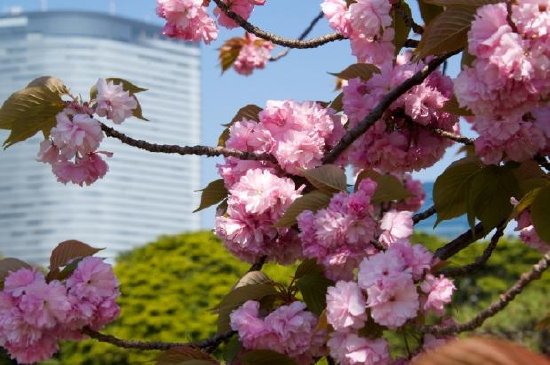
(4, 0, 467, 227)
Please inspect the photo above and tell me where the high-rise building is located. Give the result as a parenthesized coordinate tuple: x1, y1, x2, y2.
(0, 11, 201, 265)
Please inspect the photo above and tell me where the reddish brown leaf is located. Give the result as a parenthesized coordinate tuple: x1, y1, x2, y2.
(0, 258, 32, 285)
(219, 37, 245, 73)
(49, 240, 102, 272)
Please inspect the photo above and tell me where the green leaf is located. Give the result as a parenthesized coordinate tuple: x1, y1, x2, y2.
(156, 346, 218, 365)
(1, 79, 67, 147)
(294, 258, 323, 280)
(90, 78, 148, 121)
(433, 157, 483, 224)
(241, 350, 297, 365)
(296, 268, 334, 315)
(416, 5, 477, 58)
(216, 283, 279, 333)
(530, 186, 550, 243)
(355, 169, 410, 203)
(329, 63, 380, 81)
(223, 336, 241, 363)
(194, 179, 229, 213)
(234, 271, 273, 289)
(218, 104, 262, 146)
(461, 49, 476, 68)
(393, 2, 412, 53)
(442, 95, 473, 116)
(302, 165, 347, 193)
(0, 258, 32, 288)
(49, 240, 102, 273)
(417, 0, 444, 25)
(275, 191, 332, 227)
(513, 187, 542, 218)
(467, 165, 519, 231)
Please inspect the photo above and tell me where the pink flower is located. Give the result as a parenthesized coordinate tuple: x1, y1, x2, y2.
(367, 276, 419, 328)
(18, 280, 70, 329)
(391, 240, 433, 281)
(326, 281, 367, 332)
(233, 33, 273, 76)
(214, 0, 264, 29)
(420, 274, 455, 315)
(157, 0, 218, 44)
(328, 332, 390, 365)
(379, 210, 414, 246)
(230, 300, 267, 349)
(4, 334, 59, 365)
(50, 112, 103, 159)
(321, 0, 352, 36)
(3, 269, 43, 297)
(52, 152, 110, 186)
(37, 140, 60, 164)
(95, 78, 138, 124)
(357, 248, 409, 290)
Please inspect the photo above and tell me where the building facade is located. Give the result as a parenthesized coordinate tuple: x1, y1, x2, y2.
(0, 11, 201, 264)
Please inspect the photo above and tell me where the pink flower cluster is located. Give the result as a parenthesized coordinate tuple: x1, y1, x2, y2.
(325, 240, 455, 364)
(156, 0, 265, 44)
(215, 169, 303, 264)
(230, 300, 325, 364)
(233, 33, 273, 76)
(0, 257, 119, 364)
(321, 0, 395, 66)
(343, 61, 459, 173)
(297, 179, 379, 281)
(37, 79, 138, 186)
(454, 2, 550, 164)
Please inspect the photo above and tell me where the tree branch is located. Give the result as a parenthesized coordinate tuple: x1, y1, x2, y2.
(433, 223, 486, 261)
(426, 127, 474, 145)
(211, 0, 344, 49)
(270, 12, 325, 61)
(101, 124, 276, 162)
(413, 206, 436, 224)
(323, 49, 461, 164)
(394, 3, 424, 34)
(535, 155, 550, 171)
(424, 250, 550, 336)
(439, 225, 505, 277)
(83, 327, 235, 353)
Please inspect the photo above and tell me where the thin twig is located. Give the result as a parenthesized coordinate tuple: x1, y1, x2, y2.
(439, 225, 505, 277)
(424, 251, 550, 336)
(434, 223, 486, 261)
(83, 319, 236, 353)
(270, 12, 325, 61)
(248, 256, 267, 272)
(404, 39, 420, 48)
(211, 0, 344, 49)
(101, 124, 276, 162)
(394, 3, 424, 34)
(427, 127, 474, 145)
(323, 49, 461, 164)
(413, 206, 436, 224)
(535, 155, 550, 171)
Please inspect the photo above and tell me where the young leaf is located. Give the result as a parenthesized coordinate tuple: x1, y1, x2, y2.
(433, 157, 483, 224)
(0, 258, 32, 287)
(1, 83, 67, 147)
(241, 350, 298, 365)
(417, 0, 443, 24)
(355, 169, 410, 203)
(393, 2, 413, 53)
(156, 346, 218, 365)
(330, 92, 344, 112)
(302, 165, 347, 193)
(294, 259, 323, 280)
(296, 269, 334, 316)
(275, 191, 332, 227)
(194, 179, 229, 213)
(49, 240, 102, 273)
(329, 63, 380, 81)
(216, 283, 279, 333)
(530, 186, 550, 243)
(442, 95, 473, 116)
(218, 37, 245, 73)
(234, 271, 273, 289)
(416, 5, 477, 58)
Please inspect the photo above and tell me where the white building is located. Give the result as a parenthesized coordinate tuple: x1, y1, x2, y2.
(0, 11, 201, 264)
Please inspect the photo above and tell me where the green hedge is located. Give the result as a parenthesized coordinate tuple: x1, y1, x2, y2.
(26, 231, 550, 364)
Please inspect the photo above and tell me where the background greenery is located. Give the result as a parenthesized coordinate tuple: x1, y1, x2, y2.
(0, 230, 543, 364)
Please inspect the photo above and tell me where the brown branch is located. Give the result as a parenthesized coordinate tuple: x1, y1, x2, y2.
(506, 2, 519, 33)
(101, 124, 276, 162)
(248, 256, 267, 272)
(404, 39, 420, 48)
(434, 223, 486, 260)
(83, 327, 235, 353)
(535, 155, 550, 171)
(427, 127, 474, 145)
(394, 3, 424, 34)
(439, 224, 505, 277)
(323, 49, 461, 164)
(270, 12, 325, 61)
(211, 0, 345, 49)
(424, 250, 550, 336)
(413, 206, 436, 224)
